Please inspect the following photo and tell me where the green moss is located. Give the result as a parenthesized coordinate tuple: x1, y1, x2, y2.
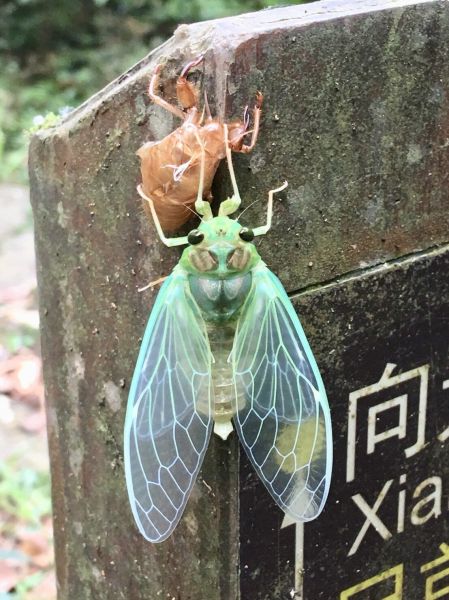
(27, 112, 62, 134)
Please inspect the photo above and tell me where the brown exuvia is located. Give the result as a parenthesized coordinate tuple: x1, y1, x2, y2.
(137, 56, 262, 232)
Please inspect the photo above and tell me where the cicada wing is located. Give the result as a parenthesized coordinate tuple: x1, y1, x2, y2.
(232, 267, 332, 521)
(124, 271, 213, 542)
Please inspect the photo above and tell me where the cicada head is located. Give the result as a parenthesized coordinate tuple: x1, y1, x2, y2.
(179, 215, 261, 278)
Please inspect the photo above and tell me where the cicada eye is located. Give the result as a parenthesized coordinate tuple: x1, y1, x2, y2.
(239, 227, 254, 242)
(188, 229, 204, 245)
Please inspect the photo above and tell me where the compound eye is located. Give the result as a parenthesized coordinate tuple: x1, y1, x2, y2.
(188, 229, 204, 245)
(239, 227, 254, 242)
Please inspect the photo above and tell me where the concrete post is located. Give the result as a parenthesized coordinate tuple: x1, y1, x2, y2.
(30, 0, 449, 597)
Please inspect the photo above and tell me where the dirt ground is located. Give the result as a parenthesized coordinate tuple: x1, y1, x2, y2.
(0, 184, 48, 471)
(0, 183, 56, 599)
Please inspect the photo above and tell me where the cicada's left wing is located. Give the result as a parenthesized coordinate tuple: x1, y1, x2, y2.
(124, 271, 213, 542)
(232, 266, 332, 521)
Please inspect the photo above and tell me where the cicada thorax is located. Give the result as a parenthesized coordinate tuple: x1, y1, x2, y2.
(188, 272, 252, 439)
(188, 272, 252, 322)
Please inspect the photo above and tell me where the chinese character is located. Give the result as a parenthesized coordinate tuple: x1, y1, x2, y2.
(347, 363, 429, 483)
(340, 564, 403, 599)
(421, 543, 449, 599)
(437, 379, 449, 442)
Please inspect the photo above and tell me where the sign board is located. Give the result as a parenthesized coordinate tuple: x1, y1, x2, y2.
(240, 246, 449, 599)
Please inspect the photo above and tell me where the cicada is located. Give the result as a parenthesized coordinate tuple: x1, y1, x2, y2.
(137, 56, 262, 231)
(124, 127, 333, 542)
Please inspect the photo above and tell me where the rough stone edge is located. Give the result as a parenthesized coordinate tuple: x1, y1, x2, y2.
(32, 0, 437, 144)
(291, 242, 449, 302)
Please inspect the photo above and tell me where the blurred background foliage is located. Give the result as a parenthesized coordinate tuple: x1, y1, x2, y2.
(0, 0, 307, 184)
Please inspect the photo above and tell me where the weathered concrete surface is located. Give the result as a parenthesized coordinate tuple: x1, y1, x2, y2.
(28, 0, 449, 598)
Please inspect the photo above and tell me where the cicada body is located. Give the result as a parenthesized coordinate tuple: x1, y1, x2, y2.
(124, 148, 333, 541)
(137, 58, 262, 231)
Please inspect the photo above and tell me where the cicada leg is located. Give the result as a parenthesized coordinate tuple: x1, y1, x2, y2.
(228, 92, 263, 154)
(137, 185, 189, 247)
(218, 123, 242, 217)
(253, 180, 288, 237)
(203, 90, 212, 121)
(176, 55, 204, 111)
(193, 131, 213, 220)
(239, 92, 263, 154)
(148, 64, 185, 120)
(138, 275, 168, 292)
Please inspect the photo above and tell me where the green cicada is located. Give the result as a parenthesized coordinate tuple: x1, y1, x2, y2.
(124, 126, 333, 543)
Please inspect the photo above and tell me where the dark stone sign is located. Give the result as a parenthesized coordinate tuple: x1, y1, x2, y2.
(240, 246, 449, 599)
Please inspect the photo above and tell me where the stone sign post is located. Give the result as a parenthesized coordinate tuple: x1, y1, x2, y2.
(29, 0, 449, 597)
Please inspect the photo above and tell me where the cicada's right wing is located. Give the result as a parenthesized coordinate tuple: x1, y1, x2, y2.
(232, 266, 332, 522)
(124, 271, 213, 542)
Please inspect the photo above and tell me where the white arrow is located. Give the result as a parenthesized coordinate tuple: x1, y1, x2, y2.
(281, 515, 304, 599)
